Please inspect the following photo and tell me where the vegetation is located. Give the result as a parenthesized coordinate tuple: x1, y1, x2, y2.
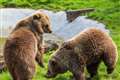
(0, 38, 6, 46)
(0, 0, 120, 80)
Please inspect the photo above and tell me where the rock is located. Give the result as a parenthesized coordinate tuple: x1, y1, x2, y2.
(43, 34, 64, 52)
(66, 8, 95, 22)
(44, 40, 59, 52)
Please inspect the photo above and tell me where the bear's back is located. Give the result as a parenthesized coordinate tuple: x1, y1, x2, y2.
(71, 28, 114, 63)
(4, 27, 37, 61)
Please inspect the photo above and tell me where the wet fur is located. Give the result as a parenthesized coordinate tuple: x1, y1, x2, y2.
(4, 11, 52, 80)
(46, 28, 118, 80)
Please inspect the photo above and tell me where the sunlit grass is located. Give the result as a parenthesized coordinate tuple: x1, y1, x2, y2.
(0, 32, 120, 80)
(0, 0, 120, 80)
(0, 37, 6, 46)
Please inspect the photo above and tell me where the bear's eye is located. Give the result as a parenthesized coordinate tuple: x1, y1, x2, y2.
(50, 60, 57, 66)
(45, 24, 49, 28)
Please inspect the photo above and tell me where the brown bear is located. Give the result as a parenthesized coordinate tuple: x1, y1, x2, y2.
(45, 28, 118, 80)
(3, 11, 52, 80)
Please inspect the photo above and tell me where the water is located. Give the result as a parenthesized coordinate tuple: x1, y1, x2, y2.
(0, 8, 109, 40)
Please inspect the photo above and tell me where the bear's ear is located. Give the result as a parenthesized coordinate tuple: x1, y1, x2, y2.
(63, 42, 72, 49)
(45, 15, 50, 21)
(33, 14, 41, 20)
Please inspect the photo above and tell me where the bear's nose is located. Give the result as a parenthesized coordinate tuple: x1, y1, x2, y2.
(47, 30, 52, 33)
(44, 70, 51, 78)
(49, 30, 52, 33)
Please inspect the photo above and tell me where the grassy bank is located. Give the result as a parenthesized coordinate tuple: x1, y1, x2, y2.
(0, 0, 120, 80)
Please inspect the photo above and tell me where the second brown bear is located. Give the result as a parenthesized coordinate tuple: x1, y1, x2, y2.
(46, 28, 118, 80)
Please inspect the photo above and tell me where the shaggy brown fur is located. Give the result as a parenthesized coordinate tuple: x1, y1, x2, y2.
(4, 11, 52, 80)
(46, 28, 118, 80)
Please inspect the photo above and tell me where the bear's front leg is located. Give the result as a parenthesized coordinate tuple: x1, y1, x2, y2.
(35, 46, 45, 68)
(69, 54, 86, 80)
(35, 33, 45, 67)
(73, 71, 85, 80)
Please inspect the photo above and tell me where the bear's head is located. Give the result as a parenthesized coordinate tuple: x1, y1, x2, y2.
(45, 42, 75, 78)
(45, 58, 67, 78)
(31, 11, 52, 34)
(14, 11, 52, 34)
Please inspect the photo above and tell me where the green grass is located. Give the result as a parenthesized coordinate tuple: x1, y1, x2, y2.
(0, 38, 120, 80)
(0, 0, 120, 80)
(0, 37, 6, 45)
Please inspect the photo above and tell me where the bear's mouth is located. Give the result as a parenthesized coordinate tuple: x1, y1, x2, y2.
(44, 29, 52, 33)
(45, 70, 57, 78)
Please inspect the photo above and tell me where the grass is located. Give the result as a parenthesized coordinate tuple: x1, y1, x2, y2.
(0, 37, 6, 46)
(0, 0, 120, 80)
